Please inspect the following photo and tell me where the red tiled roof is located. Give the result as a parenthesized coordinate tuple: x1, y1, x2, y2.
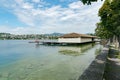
(59, 33, 96, 38)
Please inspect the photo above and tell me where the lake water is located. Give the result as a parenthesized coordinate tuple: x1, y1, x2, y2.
(0, 40, 102, 80)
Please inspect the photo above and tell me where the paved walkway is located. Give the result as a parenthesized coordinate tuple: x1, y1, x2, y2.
(78, 47, 109, 80)
(104, 49, 120, 80)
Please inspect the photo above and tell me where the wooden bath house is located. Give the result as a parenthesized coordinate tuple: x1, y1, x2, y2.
(58, 33, 96, 43)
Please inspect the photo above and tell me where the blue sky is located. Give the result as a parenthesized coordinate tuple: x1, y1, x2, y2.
(0, 0, 103, 34)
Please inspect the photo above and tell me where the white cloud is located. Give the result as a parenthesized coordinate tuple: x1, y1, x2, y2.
(32, 0, 40, 3)
(0, 0, 104, 34)
(69, 1, 83, 9)
(22, 3, 33, 9)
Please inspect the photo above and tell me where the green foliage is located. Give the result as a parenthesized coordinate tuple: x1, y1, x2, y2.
(99, 0, 111, 31)
(99, 0, 120, 36)
(80, 0, 120, 47)
(110, 0, 120, 36)
(113, 51, 120, 59)
(95, 22, 113, 39)
(97, 0, 120, 47)
(80, 0, 102, 5)
(118, 53, 120, 59)
(100, 0, 120, 45)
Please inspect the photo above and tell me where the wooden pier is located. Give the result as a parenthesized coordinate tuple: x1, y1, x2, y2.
(40, 41, 96, 46)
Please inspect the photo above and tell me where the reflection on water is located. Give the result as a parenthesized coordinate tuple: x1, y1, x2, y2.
(95, 47, 102, 55)
(0, 40, 102, 80)
(59, 49, 81, 56)
(35, 44, 40, 48)
(59, 43, 95, 56)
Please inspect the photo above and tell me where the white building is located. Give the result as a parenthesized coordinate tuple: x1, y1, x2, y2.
(58, 33, 96, 43)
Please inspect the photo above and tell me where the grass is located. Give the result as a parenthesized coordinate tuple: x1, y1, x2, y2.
(116, 51, 120, 59)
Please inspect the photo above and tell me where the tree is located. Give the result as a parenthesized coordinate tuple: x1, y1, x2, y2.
(95, 22, 113, 39)
(98, 0, 120, 48)
(80, 0, 120, 48)
(80, 0, 103, 5)
(110, 0, 120, 47)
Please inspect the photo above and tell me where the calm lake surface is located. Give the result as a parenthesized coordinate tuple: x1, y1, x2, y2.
(0, 40, 102, 80)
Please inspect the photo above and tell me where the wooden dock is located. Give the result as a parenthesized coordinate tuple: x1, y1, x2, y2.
(40, 41, 96, 46)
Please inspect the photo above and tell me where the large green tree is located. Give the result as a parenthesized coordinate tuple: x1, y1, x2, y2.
(80, 0, 120, 48)
(95, 22, 113, 39)
(98, 0, 120, 47)
(110, 0, 120, 47)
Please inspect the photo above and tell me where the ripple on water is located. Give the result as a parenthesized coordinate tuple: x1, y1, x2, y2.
(0, 41, 103, 80)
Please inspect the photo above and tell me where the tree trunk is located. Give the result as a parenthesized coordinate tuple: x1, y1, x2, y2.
(110, 37, 113, 43)
(117, 35, 120, 50)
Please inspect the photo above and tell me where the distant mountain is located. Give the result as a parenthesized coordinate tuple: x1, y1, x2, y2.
(0, 32, 64, 40)
(0, 33, 11, 35)
(44, 32, 64, 36)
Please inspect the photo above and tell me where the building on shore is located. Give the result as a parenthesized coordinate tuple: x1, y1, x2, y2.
(58, 33, 96, 43)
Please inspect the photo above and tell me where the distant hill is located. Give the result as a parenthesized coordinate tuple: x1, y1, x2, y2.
(0, 33, 11, 35)
(0, 32, 64, 40)
(44, 32, 64, 37)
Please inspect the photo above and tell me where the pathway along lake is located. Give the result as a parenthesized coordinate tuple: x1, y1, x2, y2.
(0, 40, 102, 80)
